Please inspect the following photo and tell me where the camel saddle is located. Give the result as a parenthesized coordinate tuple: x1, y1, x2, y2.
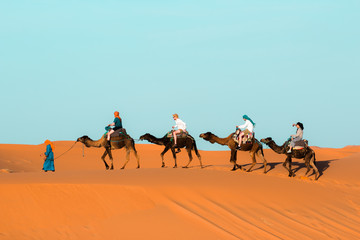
(167, 131, 188, 139)
(292, 139, 308, 150)
(110, 128, 127, 138)
(233, 129, 254, 145)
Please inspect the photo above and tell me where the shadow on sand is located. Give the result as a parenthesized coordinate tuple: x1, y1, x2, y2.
(239, 159, 337, 180)
(288, 159, 337, 179)
(240, 161, 282, 173)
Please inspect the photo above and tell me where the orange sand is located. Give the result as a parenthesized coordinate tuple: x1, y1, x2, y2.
(0, 141, 359, 240)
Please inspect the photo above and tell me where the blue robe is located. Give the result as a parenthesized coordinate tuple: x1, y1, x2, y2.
(42, 144, 55, 171)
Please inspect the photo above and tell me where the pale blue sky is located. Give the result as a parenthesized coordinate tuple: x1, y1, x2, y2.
(0, 0, 359, 150)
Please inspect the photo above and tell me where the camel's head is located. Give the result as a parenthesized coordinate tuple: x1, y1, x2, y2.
(260, 137, 272, 144)
(139, 133, 151, 141)
(199, 132, 215, 144)
(77, 135, 91, 144)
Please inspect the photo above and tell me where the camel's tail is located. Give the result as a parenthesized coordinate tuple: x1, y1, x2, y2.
(193, 140, 200, 156)
(256, 139, 265, 154)
(131, 138, 136, 148)
(187, 135, 200, 156)
(260, 145, 265, 156)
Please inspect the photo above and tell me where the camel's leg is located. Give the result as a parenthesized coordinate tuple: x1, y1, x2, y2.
(256, 149, 268, 174)
(304, 160, 311, 175)
(107, 148, 114, 170)
(246, 151, 257, 172)
(160, 146, 171, 168)
(193, 142, 203, 168)
(234, 150, 244, 170)
(283, 156, 294, 177)
(310, 159, 319, 180)
(183, 147, 193, 168)
(121, 149, 131, 169)
(171, 147, 177, 168)
(197, 155, 203, 168)
(101, 150, 110, 170)
(306, 153, 319, 180)
(230, 149, 237, 171)
(131, 144, 140, 169)
(230, 149, 243, 171)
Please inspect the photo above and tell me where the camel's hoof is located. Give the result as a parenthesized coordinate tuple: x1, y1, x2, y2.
(121, 167, 125, 170)
(236, 165, 245, 171)
(136, 166, 140, 169)
(173, 166, 178, 168)
(182, 166, 188, 168)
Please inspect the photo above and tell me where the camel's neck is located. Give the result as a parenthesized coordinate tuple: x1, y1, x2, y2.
(144, 135, 166, 146)
(84, 138, 104, 148)
(266, 140, 285, 154)
(209, 133, 233, 146)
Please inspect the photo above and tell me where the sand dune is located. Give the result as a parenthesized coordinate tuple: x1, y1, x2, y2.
(0, 141, 359, 239)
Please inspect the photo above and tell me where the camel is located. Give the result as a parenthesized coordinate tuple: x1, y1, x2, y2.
(77, 133, 140, 170)
(260, 137, 319, 180)
(199, 132, 267, 173)
(139, 133, 203, 168)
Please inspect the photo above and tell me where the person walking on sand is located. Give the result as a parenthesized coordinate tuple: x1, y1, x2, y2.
(106, 111, 123, 144)
(172, 114, 187, 148)
(42, 139, 55, 172)
(236, 115, 255, 150)
(287, 122, 304, 153)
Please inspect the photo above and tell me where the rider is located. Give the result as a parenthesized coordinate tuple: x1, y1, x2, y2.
(106, 111, 123, 143)
(172, 113, 187, 148)
(287, 122, 304, 153)
(236, 115, 255, 150)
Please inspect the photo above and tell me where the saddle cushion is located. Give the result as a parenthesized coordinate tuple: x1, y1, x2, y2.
(110, 128, 127, 138)
(167, 131, 188, 138)
(293, 139, 308, 149)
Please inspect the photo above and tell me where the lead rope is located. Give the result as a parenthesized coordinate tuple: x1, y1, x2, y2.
(54, 141, 78, 160)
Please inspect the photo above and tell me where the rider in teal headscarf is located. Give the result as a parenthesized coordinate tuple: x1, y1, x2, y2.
(236, 115, 256, 150)
(242, 115, 255, 126)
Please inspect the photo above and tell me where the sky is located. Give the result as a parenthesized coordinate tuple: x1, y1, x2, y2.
(0, 0, 359, 150)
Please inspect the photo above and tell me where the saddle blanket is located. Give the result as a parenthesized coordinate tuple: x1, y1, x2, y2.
(233, 129, 254, 144)
(233, 135, 253, 144)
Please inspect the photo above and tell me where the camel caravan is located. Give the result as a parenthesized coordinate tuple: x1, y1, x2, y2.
(76, 112, 320, 180)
